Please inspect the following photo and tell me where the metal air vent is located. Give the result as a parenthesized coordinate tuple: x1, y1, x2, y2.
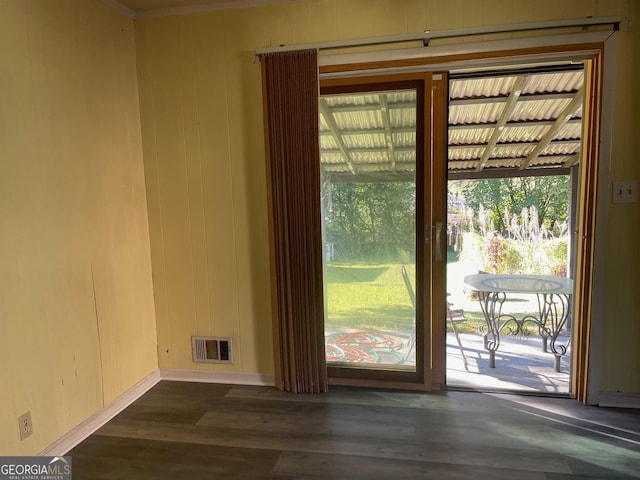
(191, 336, 233, 364)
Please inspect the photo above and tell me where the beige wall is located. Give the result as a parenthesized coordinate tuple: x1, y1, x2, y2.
(600, 0, 640, 394)
(0, 0, 157, 454)
(135, 13, 273, 376)
(135, 0, 639, 393)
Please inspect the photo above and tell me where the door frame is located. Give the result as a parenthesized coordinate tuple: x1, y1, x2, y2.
(318, 33, 612, 402)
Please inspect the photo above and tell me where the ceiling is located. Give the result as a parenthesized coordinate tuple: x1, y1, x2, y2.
(320, 65, 584, 182)
(110, 0, 297, 16)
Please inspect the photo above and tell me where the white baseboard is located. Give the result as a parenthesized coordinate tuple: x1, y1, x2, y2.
(598, 392, 640, 409)
(40, 368, 274, 456)
(160, 368, 275, 386)
(40, 369, 161, 456)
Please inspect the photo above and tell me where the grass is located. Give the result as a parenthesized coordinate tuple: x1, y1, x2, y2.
(454, 310, 485, 334)
(325, 263, 414, 332)
(324, 262, 488, 334)
(324, 261, 539, 335)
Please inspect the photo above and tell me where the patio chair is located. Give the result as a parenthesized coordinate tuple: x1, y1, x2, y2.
(447, 302, 469, 367)
(400, 265, 468, 367)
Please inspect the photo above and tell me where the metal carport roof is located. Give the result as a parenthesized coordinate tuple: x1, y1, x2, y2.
(320, 65, 584, 182)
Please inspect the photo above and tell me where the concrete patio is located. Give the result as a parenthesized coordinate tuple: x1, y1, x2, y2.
(446, 330, 571, 394)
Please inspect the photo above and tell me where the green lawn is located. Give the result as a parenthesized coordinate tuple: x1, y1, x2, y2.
(324, 262, 489, 334)
(325, 263, 415, 332)
(324, 261, 544, 336)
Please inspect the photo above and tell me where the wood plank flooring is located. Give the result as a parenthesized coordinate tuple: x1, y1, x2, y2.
(69, 381, 640, 479)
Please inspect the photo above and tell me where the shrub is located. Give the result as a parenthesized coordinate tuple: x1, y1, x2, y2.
(461, 235, 568, 276)
(459, 229, 568, 276)
(543, 239, 569, 277)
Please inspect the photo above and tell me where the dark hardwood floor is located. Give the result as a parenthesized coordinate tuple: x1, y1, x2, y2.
(69, 381, 640, 479)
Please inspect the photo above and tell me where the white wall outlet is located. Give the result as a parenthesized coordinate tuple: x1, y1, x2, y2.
(18, 411, 33, 440)
(612, 180, 638, 204)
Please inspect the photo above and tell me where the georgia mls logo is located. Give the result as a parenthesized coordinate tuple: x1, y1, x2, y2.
(48, 457, 71, 475)
(0, 456, 72, 480)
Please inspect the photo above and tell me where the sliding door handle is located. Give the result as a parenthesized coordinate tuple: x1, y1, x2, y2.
(425, 222, 444, 261)
(434, 221, 443, 261)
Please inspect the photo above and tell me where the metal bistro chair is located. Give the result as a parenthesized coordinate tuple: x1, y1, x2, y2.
(447, 301, 469, 367)
(401, 265, 468, 367)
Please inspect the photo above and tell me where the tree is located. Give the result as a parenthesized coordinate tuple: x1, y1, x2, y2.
(323, 181, 416, 262)
(456, 175, 570, 234)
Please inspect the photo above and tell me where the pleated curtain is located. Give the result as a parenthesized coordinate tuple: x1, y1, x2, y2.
(261, 49, 328, 393)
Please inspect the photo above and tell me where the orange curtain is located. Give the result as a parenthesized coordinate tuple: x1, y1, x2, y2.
(262, 50, 327, 393)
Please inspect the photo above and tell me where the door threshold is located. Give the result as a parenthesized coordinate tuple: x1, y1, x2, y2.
(443, 384, 572, 398)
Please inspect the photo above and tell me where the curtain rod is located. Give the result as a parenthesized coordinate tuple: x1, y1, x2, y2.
(254, 16, 622, 56)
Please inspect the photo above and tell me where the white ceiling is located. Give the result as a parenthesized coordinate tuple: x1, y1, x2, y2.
(108, 0, 301, 17)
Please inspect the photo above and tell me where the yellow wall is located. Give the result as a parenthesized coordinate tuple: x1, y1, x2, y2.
(0, 0, 157, 454)
(135, 13, 273, 375)
(135, 0, 639, 393)
(600, 0, 640, 394)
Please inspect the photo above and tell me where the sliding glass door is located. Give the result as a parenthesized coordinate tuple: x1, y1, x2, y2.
(321, 87, 418, 372)
(319, 74, 447, 387)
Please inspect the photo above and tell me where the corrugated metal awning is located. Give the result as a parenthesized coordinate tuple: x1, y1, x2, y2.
(320, 65, 583, 181)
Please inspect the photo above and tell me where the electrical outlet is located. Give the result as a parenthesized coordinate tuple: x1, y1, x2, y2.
(18, 411, 33, 440)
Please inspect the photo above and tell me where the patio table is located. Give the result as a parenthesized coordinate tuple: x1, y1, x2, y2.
(463, 273, 573, 372)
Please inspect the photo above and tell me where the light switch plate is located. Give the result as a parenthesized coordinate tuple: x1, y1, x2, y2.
(612, 180, 638, 204)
